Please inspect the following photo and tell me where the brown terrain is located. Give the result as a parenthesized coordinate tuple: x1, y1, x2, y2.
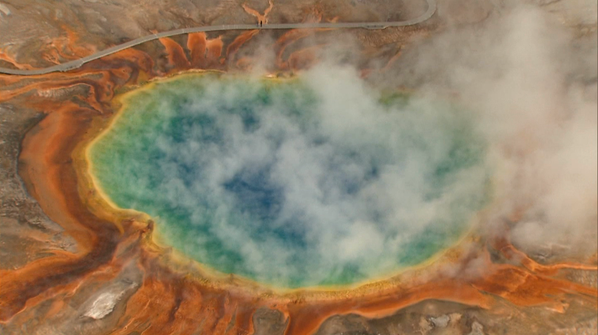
(0, 0, 597, 334)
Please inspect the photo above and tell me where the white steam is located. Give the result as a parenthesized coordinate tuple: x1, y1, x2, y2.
(385, 3, 597, 259)
(93, 1, 598, 288)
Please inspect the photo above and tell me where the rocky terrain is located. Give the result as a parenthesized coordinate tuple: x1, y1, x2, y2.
(0, 0, 596, 334)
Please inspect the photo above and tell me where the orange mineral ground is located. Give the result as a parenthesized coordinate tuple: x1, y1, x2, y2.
(0, 1, 597, 334)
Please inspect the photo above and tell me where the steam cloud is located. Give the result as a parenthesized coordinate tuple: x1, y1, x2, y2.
(93, 1, 597, 287)
(383, 3, 597, 259)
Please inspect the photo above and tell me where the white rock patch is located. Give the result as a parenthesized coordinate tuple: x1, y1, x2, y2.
(84, 284, 135, 320)
(0, 3, 11, 16)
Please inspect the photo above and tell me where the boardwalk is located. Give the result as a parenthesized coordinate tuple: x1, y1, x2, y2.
(0, 0, 435, 75)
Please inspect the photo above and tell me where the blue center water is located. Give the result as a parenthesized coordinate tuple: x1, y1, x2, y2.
(90, 72, 489, 288)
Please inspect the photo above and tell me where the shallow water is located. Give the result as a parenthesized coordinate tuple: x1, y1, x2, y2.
(90, 73, 489, 288)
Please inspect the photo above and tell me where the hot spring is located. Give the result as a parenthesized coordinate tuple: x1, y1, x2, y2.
(89, 70, 490, 288)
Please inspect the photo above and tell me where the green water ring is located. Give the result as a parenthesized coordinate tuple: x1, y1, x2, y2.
(89, 72, 491, 288)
